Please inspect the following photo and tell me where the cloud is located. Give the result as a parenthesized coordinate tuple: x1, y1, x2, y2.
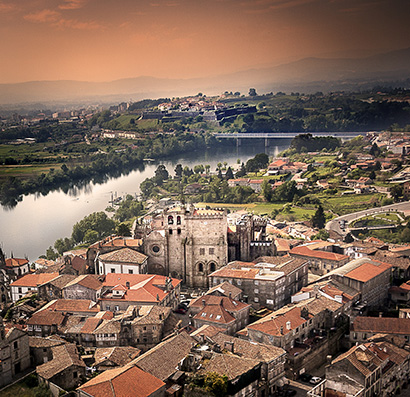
(0, 1, 15, 13)
(58, 0, 88, 10)
(24, 8, 103, 30)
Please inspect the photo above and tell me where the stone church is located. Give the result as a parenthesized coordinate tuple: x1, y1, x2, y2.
(134, 205, 228, 288)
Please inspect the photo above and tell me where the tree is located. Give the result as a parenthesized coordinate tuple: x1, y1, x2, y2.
(225, 167, 234, 180)
(174, 164, 183, 178)
(54, 237, 73, 255)
(154, 165, 169, 185)
(205, 164, 210, 175)
(312, 205, 326, 229)
(262, 180, 273, 201)
(390, 184, 403, 202)
(46, 246, 58, 260)
(194, 164, 205, 174)
(249, 88, 257, 97)
(72, 212, 116, 244)
(117, 223, 131, 237)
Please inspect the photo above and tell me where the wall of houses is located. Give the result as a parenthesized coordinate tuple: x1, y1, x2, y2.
(63, 284, 100, 302)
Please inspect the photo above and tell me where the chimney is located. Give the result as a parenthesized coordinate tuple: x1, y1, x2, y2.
(224, 341, 234, 353)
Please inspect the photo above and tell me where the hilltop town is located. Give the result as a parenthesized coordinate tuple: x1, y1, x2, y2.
(2, 91, 410, 396)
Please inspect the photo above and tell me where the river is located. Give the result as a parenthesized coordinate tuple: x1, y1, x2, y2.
(0, 140, 292, 261)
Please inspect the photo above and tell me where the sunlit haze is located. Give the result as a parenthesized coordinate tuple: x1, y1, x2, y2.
(0, 0, 409, 84)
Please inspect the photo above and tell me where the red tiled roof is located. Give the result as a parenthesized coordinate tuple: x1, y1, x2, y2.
(27, 310, 65, 326)
(290, 246, 348, 261)
(79, 365, 165, 397)
(10, 273, 59, 287)
(353, 317, 410, 335)
(64, 275, 102, 291)
(80, 317, 102, 334)
(99, 248, 147, 264)
(344, 260, 391, 283)
(5, 258, 29, 268)
(190, 295, 248, 312)
(47, 299, 100, 313)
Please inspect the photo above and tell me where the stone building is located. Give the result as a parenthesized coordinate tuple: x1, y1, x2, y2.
(62, 274, 103, 301)
(0, 317, 31, 388)
(208, 256, 309, 310)
(135, 206, 228, 288)
(96, 248, 148, 276)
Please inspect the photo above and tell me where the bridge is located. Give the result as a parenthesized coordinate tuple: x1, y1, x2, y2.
(212, 132, 367, 146)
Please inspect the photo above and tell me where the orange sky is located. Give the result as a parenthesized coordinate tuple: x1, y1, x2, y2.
(0, 0, 409, 84)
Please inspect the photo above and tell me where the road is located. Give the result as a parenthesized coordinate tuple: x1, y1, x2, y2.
(325, 200, 410, 239)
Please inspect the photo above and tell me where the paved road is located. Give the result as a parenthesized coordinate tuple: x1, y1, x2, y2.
(325, 200, 410, 239)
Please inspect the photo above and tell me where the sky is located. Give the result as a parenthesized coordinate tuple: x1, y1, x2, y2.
(0, 0, 409, 84)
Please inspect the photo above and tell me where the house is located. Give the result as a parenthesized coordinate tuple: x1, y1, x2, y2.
(248, 179, 264, 192)
(36, 343, 86, 391)
(93, 346, 141, 371)
(97, 247, 148, 275)
(26, 310, 66, 337)
(184, 183, 202, 194)
(10, 273, 60, 302)
(0, 318, 31, 388)
(62, 274, 103, 301)
(322, 340, 410, 397)
(210, 333, 287, 396)
(351, 316, 410, 345)
(190, 295, 250, 335)
(77, 364, 166, 397)
(289, 246, 350, 276)
(33, 258, 56, 271)
(389, 280, 410, 304)
(29, 335, 66, 366)
(205, 281, 243, 300)
(319, 257, 392, 309)
(41, 298, 101, 317)
(209, 256, 308, 310)
(132, 331, 195, 383)
(99, 274, 181, 312)
(267, 159, 289, 175)
(37, 274, 77, 301)
(5, 257, 30, 278)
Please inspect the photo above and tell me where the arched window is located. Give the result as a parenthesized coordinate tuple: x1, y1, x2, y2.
(169, 229, 173, 235)
(177, 216, 181, 225)
(209, 262, 216, 272)
(168, 215, 174, 225)
(177, 228, 181, 235)
(198, 263, 204, 272)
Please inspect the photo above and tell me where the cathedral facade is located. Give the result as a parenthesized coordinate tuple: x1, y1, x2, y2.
(135, 206, 228, 288)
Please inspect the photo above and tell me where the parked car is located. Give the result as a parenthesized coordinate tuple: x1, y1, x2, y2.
(309, 376, 322, 385)
(299, 373, 312, 382)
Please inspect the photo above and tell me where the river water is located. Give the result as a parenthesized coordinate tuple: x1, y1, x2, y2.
(0, 140, 291, 261)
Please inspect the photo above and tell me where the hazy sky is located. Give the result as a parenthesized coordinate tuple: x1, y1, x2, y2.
(0, 0, 409, 83)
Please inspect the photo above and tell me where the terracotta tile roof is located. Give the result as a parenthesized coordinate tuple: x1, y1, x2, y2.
(290, 246, 349, 262)
(372, 250, 410, 270)
(206, 282, 243, 299)
(80, 317, 102, 334)
(29, 336, 65, 348)
(132, 331, 195, 381)
(39, 274, 77, 289)
(209, 264, 260, 280)
(190, 295, 249, 312)
(102, 274, 180, 304)
(194, 304, 236, 325)
(201, 353, 260, 381)
(253, 255, 308, 275)
(34, 258, 56, 268)
(45, 299, 100, 313)
(64, 275, 102, 291)
(332, 344, 383, 376)
(27, 310, 66, 326)
(248, 306, 310, 337)
(78, 365, 165, 397)
(89, 236, 143, 249)
(94, 346, 141, 367)
(190, 324, 226, 339)
(5, 257, 29, 268)
(93, 319, 121, 335)
(99, 247, 147, 264)
(212, 333, 285, 362)
(132, 306, 171, 326)
(37, 344, 85, 380)
(10, 272, 59, 287)
(344, 260, 391, 282)
(353, 317, 410, 335)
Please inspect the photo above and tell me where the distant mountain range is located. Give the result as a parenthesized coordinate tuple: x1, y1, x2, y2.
(1, 47, 410, 106)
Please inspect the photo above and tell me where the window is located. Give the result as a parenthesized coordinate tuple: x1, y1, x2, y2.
(254, 297, 259, 302)
(177, 228, 181, 235)
(168, 215, 174, 225)
(210, 263, 216, 272)
(152, 245, 160, 253)
(143, 326, 147, 330)
(106, 306, 111, 311)
(169, 228, 173, 235)
(254, 280, 259, 285)
(200, 248, 205, 255)
(73, 371, 78, 379)
(177, 216, 181, 225)
(209, 248, 214, 255)
(111, 268, 115, 273)
(198, 263, 204, 272)
(13, 341, 18, 350)
(18, 287, 22, 293)
(114, 306, 119, 311)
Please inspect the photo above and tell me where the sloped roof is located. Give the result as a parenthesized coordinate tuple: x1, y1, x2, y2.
(94, 346, 141, 367)
(64, 275, 102, 291)
(132, 331, 194, 381)
(290, 246, 348, 262)
(5, 258, 28, 268)
(45, 299, 100, 313)
(27, 310, 65, 326)
(78, 365, 164, 397)
(206, 281, 243, 299)
(194, 304, 236, 325)
(344, 260, 391, 283)
(353, 317, 410, 335)
(80, 317, 102, 334)
(99, 248, 147, 264)
(37, 344, 85, 380)
(190, 295, 249, 313)
(10, 273, 60, 287)
(29, 336, 65, 348)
